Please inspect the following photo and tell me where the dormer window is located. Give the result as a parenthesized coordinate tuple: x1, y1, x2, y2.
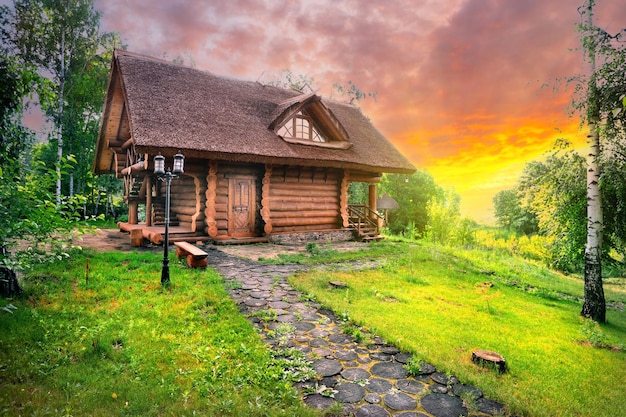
(270, 93, 352, 150)
(277, 111, 327, 143)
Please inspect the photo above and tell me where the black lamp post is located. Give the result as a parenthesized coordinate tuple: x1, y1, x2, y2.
(154, 151, 185, 286)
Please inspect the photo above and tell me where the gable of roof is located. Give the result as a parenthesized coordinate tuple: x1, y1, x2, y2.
(94, 50, 416, 175)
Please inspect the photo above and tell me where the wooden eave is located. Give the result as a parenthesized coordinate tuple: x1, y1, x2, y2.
(93, 58, 133, 175)
(132, 144, 408, 175)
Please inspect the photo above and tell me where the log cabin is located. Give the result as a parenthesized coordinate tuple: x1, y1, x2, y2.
(93, 50, 415, 244)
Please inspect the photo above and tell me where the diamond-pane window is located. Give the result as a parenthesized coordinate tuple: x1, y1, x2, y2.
(278, 111, 327, 143)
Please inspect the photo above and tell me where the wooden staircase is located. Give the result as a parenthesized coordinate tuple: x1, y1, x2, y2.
(127, 178, 180, 227)
(151, 197, 180, 226)
(347, 205, 384, 242)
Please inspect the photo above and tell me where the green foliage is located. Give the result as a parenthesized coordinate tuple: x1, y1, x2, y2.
(424, 189, 459, 245)
(513, 138, 626, 274)
(347, 181, 368, 204)
(492, 189, 538, 235)
(0, 149, 97, 271)
(402, 356, 424, 377)
(379, 171, 444, 236)
(332, 80, 377, 105)
(517, 145, 587, 272)
(473, 228, 551, 264)
(305, 242, 321, 256)
(266, 69, 316, 92)
(269, 348, 316, 383)
(1, 0, 124, 220)
(0, 54, 39, 167)
(572, 3, 626, 129)
(423, 189, 478, 248)
(579, 318, 613, 349)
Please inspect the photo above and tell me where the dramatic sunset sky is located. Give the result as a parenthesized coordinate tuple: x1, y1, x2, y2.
(90, 0, 625, 221)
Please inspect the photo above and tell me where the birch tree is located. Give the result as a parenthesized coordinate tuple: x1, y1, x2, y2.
(575, 0, 626, 322)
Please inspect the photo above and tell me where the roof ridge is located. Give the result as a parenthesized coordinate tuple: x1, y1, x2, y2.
(114, 49, 187, 67)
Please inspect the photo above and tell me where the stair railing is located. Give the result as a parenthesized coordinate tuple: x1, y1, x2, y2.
(347, 204, 384, 237)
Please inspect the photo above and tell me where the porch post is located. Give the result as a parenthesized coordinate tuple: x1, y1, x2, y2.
(145, 175, 153, 226)
(368, 184, 377, 220)
(128, 201, 138, 224)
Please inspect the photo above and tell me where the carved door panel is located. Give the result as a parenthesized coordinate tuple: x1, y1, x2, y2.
(228, 178, 256, 237)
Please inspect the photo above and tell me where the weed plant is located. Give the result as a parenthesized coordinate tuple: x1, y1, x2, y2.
(0, 250, 319, 417)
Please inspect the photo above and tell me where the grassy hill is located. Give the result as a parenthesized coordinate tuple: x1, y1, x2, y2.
(286, 240, 626, 417)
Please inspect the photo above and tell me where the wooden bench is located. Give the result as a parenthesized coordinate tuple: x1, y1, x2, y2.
(174, 242, 208, 268)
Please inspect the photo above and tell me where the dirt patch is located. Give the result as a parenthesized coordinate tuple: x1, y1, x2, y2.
(76, 229, 370, 261)
(75, 229, 156, 253)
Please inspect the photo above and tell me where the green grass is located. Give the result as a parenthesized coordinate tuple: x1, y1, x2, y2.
(0, 250, 320, 417)
(2, 239, 625, 417)
(257, 241, 395, 265)
(288, 241, 626, 417)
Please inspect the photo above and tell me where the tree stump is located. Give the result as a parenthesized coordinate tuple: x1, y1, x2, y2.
(0, 267, 22, 298)
(472, 350, 506, 373)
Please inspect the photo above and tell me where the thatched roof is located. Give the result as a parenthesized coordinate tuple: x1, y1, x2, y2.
(376, 193, 400, 210)
(94, 50, 415, 175)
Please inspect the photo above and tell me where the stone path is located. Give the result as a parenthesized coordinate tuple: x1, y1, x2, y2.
(205, 247, 507, 417)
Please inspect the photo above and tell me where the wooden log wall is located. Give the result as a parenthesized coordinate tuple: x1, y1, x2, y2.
(159, 164, 207, 232)
(268, 166, 342, 234)
(261, 164, 272, 234)
(205, 160, 219, 237)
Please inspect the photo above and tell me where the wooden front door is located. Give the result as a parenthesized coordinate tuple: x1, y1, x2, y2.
(228, 177, 256, 237)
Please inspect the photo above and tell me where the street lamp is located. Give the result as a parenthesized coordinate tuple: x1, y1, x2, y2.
(154, 151, 185, 286)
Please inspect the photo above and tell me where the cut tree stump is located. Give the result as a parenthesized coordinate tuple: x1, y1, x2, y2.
(472, 350, 506, 373)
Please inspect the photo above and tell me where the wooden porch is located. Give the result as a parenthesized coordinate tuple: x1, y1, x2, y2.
(117, 222, 270, 246)
(118, 222, 209, 246)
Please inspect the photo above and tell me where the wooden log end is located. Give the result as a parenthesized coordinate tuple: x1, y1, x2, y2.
(472, 349, 506, 373)
(176, 247, 189, 259)
(130, 229, 144, 247)
(187, 255, 207, 268)
(149, 233, 163, 245)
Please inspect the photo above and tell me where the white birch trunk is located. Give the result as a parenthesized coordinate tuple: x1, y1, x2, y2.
(581, 1, 606, 322)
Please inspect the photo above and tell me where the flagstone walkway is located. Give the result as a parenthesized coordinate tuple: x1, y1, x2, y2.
(204, 246, 507, 417)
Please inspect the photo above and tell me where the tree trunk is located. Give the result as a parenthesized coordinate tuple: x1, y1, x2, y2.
(582, 116, 606, 322)
(581, 1, 606, 322)
(94, 188, 101, 216)
(56, 29, 65, 206)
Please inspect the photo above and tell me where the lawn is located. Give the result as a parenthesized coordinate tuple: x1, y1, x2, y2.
(0, 250, 321, 417)
(287, 240, 626, 417)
